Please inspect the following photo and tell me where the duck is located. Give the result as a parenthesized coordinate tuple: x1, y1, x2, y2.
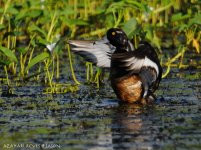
(68, 28, 162, 104)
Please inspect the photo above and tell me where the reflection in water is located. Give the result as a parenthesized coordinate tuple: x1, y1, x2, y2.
(111, 104, 153, 150)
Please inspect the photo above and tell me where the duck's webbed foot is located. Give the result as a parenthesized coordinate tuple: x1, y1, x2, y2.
(141, 93, 156, 105)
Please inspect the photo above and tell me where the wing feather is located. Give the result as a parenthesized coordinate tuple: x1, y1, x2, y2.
(112, 52, 145, 73)
(68, 40, 115, 68)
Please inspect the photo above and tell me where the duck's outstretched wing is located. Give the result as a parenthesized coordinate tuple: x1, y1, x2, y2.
(68, 39, 115, 68)
(68, 37, 134, 68)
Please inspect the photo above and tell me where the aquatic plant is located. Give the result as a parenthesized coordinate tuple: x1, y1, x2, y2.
(0, 0, 200, 93)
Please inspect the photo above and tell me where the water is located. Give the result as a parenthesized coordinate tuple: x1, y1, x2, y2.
(0, 60, 201, 150)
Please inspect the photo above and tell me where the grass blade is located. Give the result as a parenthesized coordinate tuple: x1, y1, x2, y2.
(26, 52, 50, 71)
(0, 45, 18, 63)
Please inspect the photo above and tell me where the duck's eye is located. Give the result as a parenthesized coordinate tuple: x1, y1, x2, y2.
(112, 32, 116, 36)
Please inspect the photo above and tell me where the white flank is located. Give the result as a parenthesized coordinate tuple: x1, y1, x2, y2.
(143, 56, 159, 75)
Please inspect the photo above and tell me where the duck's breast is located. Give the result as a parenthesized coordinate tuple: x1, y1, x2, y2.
(111, 75, 143, 103)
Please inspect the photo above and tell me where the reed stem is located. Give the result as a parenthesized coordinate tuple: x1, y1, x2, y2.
(67, 45, 80, 85)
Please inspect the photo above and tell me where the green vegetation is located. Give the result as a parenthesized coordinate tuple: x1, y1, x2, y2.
(0, 0, 200, 93)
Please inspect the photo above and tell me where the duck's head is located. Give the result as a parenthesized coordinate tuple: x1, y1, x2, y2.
(107, 28, 128, 48)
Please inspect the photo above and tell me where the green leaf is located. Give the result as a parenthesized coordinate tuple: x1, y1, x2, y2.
(37, 37, 49, 46)
(188, 13, 201, 27)
(144, 25, 153, 41)
(0, 8, 4, 13)
(17, 47, 29, 54)
(0, 46, 18, 63)
(106, 0, 149, 14)
(28, 25, 47, 38)
(28, 10, 42, 18)
(26, 52, 50, 71)
(7, 6, 19, 15)
(0, 24, 6, 31)
(123, 18, 137, 39)
(126, 0, 150, 12)
(60, 7, 75, 15)
(178, 24, 188, 32)
(64, 18, 88, 26)
(15, 9, 28, 21)
(30, 39, 36, 47)
(171, 13, 190, 22)
(3, 31, 23, 39)
(29, 0, 43, 6)
(0, 58, 11, 65)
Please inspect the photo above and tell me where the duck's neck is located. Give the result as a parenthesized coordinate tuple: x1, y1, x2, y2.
(114, 48, 127, 54)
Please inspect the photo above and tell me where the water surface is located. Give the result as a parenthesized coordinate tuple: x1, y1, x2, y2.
(0, 59, 201, 150)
